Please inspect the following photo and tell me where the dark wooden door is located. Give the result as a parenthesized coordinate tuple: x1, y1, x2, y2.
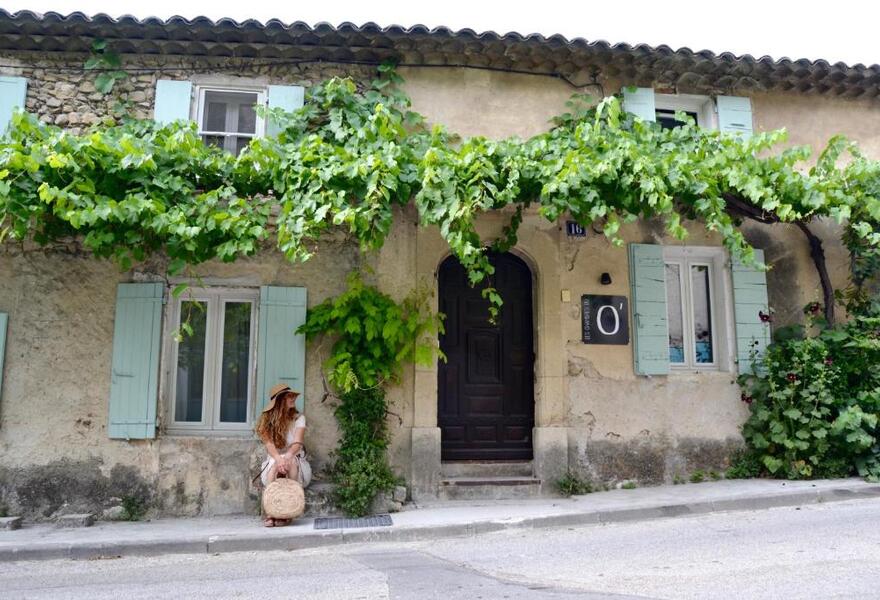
(438, 252, 535, 460)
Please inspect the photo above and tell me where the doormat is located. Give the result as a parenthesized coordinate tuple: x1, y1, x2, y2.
(313, 514, 393, 530)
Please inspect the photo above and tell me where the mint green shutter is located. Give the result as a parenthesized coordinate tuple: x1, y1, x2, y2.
(108, 283, 164, 439)
(622, 87, 656, 122)
(732, 249, 770, 374)
(629, 243, 669, 375)
(717, 96, 753, 136)
(266, 85, 305, 137)
(0, 312, 8, 406)
(153, 80, 192, 124)
(0, 76, 27, 133)
(257, 286, 307, 412)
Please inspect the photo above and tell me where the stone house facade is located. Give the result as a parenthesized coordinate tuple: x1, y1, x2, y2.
(0, 11, 878, 518)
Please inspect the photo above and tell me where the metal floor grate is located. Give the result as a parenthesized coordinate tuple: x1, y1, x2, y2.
(314, 514, 393, 530)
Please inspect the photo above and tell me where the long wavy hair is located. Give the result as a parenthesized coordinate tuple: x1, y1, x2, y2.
(255, 394, 299, 449)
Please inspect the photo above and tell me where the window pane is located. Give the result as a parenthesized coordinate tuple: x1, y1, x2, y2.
(237, 102, 256, 134)
(219, 302, 252, 423)
(204, 100, 227, 132)
(665, 263, 685, 363)
(691, 265, 714, 364)
(202, 135, 224, 150)
(656, 109, 699, 130)
(234, 136, 251, 155)
(175, 301, 207, 422)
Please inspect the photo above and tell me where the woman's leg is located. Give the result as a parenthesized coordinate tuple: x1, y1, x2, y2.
(287, 460, 300, 483)
(263, 463, 279, 527)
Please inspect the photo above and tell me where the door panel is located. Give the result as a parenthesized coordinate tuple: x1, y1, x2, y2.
(438, 252, 535, 461)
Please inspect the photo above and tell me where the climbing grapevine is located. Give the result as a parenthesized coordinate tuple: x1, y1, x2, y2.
(1, 67, 879, 317)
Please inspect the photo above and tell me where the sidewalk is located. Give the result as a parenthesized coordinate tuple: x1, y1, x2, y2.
(2, 478, 878, 562)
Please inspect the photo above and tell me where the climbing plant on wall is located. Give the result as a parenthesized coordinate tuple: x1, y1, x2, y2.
(297, 273, 442, 515)
(2, 65, 878, 321)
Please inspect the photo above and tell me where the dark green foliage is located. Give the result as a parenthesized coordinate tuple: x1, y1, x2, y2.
(298, 274, 441, 516)
(725, 450, 764, 479)
(121, 494, 147, 521)
(689, 470, 705, 483)
(556, 470, 593, 496)
(331, 388, 397, 516)
(739, 310, 880, 482)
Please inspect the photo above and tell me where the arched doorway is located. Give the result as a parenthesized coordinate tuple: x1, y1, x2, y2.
(438, 251, 535, 461)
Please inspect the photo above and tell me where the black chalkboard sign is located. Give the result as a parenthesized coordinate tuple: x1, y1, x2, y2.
(581, 295, 629, 345)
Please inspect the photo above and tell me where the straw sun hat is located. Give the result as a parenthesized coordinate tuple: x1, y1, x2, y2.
(263, 383, 300, 413)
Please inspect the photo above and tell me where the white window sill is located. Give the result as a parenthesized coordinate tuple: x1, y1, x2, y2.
(162, 428, 257, 439)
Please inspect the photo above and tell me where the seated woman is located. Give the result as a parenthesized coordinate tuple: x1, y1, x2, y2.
(255, 383, 309, 527)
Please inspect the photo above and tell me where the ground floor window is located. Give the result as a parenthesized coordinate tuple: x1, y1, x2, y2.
(663, 247, 729, 370)
(168, 287, 259, 433)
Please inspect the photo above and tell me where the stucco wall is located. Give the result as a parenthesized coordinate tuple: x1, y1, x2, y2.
(1, 54, 877, 516)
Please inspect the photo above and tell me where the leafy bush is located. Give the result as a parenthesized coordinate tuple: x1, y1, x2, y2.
(121, 494, 148, 521)
(689, 470, 705, 483)
(331, 388, 397, 516)
(299, 274, 441, 516)
(725, 450, 764, 479)
(738, 310, 880, 481)
(557, 470, 593, 496)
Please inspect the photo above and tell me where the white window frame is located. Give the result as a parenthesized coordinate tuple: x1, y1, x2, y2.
(195, 85, 267, 154)
(654, 93, 717, 130)
(165, 286, 260, 435)
(663, 246, 735, 371)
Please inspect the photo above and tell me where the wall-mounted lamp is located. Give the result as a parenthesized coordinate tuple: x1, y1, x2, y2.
(600, 272, 612, 285)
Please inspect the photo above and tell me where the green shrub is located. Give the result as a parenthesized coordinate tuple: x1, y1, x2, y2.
(299, 276, 441, 516)
(556, 471, 593, 496)
(621, 481, 637, 490)
(331, 388, 397, 516)
(689, 470, 705, 483)
(725, 449, 763, 479)
(121, 495, 147, 521)
(739, 311, 880, 482)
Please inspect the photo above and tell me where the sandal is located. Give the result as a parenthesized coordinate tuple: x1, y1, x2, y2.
(263, 517, 276, 527)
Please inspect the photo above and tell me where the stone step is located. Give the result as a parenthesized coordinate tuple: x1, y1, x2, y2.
(55, 513, 95, 528)
(440, 461, 534, 478)
(304, 483, 338, 517)
(438, 477, 542, 501)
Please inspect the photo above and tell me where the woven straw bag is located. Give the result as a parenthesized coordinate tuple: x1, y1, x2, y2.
(262, 476, 305, 520)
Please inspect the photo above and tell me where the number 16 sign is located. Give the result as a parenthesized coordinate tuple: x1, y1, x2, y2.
(581, 295, 629, 345)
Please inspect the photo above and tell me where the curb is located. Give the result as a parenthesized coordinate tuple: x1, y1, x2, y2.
(2, 484, 879, 562)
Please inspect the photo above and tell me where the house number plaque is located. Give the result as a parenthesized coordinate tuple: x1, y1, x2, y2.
(581, 295, 629, 345)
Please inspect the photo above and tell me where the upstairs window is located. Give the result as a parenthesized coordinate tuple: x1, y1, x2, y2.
(654, 93, 716, 129)
(196, 88, 266, 155)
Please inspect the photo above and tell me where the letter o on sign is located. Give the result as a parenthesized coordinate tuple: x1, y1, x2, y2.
(596, 304, 620, 336)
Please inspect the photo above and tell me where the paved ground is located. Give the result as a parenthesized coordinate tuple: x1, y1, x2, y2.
(3, 497, 880, 599)
(3, 478, 879, 562)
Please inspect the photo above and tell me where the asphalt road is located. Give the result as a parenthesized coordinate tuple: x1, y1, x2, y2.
(3, 498, 880, 599)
